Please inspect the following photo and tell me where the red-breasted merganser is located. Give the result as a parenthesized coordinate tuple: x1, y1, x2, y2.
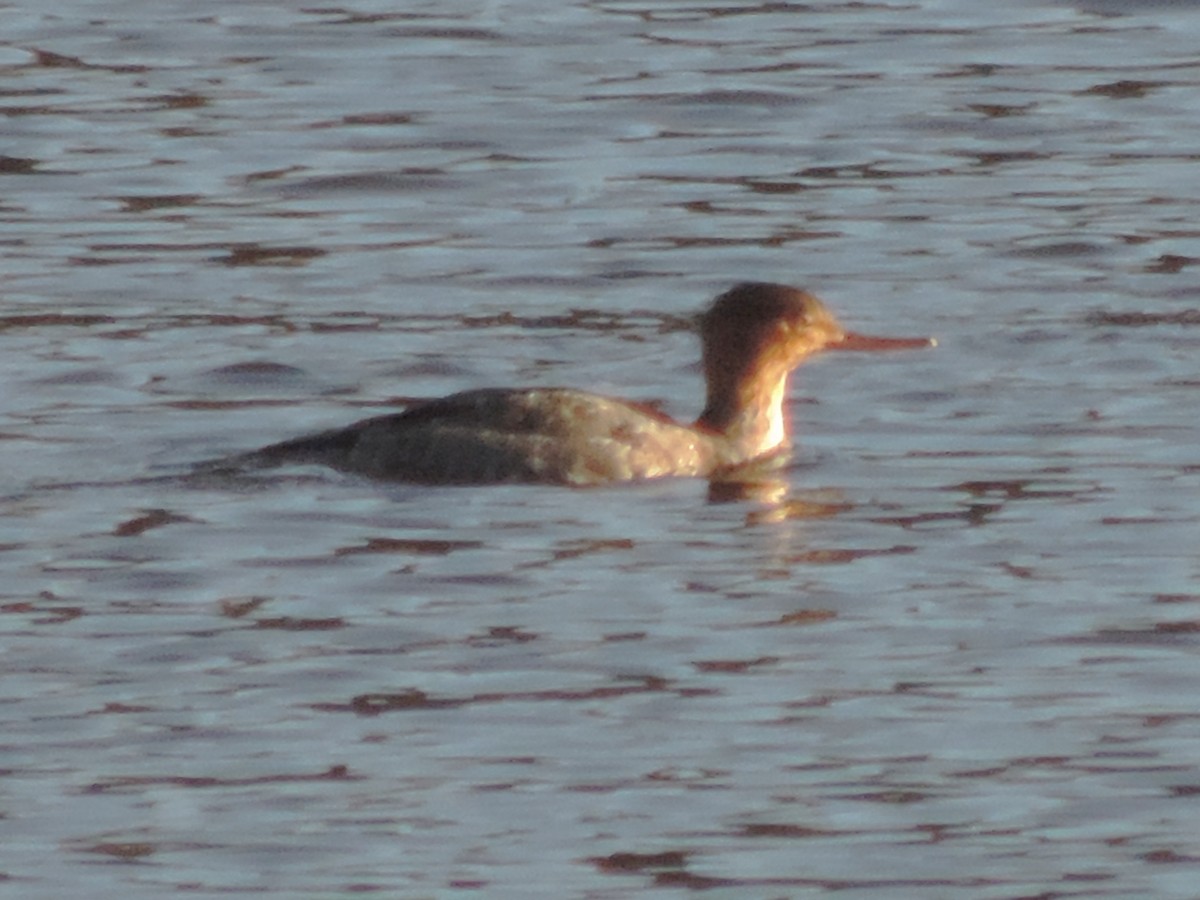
(223, 283, 933, 485)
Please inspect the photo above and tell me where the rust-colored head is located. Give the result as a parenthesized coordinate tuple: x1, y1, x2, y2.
(699, 283, 846, 386)
(696, 282, 933, 458)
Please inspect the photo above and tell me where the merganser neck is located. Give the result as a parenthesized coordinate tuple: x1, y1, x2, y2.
(695, 368, 790, 460)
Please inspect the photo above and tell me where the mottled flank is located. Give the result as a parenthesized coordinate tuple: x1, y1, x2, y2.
(240, 388, 728, 485)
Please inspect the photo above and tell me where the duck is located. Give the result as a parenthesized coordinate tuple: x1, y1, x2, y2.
(219, 282, 933, 485)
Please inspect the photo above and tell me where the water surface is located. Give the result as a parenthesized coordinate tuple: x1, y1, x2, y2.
(4, 0, 1200, 897)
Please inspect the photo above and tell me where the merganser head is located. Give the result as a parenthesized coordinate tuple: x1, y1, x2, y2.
(696, 282, 933, 459)
(699, 283, 845, 380)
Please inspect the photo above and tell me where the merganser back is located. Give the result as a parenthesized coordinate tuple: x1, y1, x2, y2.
(220, 282, 933, 485)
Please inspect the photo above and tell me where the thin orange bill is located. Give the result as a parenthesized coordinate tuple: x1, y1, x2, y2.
(834, 331, 937, 351)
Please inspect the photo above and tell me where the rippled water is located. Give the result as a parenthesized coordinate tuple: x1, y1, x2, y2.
(4, 0, 1200, 897)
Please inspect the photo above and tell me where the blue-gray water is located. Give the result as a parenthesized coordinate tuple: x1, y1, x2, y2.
(4, 1, 1200, 897)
